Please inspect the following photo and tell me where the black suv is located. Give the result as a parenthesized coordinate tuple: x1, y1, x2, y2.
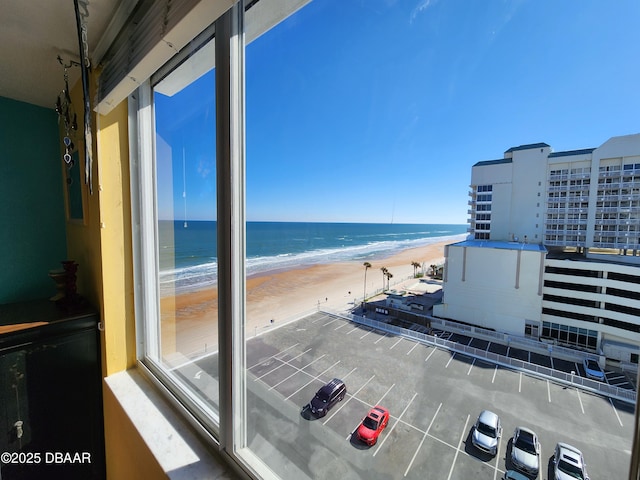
(308, 378, 346, 417)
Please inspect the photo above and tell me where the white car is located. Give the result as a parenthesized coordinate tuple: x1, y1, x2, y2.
(472, 410, 502, 456)
(511, 426, 540, 477)
(554, 443, 590, 480)
(583, 358, 605, 381)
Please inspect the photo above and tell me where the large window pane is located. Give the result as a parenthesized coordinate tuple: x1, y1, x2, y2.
(241, 1, 637, 479)
(151, 42, 219, 411)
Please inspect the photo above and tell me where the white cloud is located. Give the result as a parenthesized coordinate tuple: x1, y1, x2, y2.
(410, 0, 436, 23)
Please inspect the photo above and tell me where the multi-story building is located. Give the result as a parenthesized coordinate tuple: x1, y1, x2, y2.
(434, 133, 640, 365)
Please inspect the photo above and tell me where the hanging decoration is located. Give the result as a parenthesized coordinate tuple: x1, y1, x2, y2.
(54, 0, 93, 194)
(55, 58, 79, 171)
(74, 0, 94, 195)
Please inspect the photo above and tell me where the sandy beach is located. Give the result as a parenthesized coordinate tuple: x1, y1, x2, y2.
(161, 239, 451, 359)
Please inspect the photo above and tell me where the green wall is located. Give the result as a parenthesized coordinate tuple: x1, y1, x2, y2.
(0, 96, 67, 303)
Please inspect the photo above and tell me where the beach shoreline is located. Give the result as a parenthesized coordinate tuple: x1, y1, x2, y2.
(161, 237, 458, 360)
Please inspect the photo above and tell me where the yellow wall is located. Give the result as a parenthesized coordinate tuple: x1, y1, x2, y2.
(95, 99, 137, 375)
(65, 76, 165, 478)
(103, 385, 168, 480)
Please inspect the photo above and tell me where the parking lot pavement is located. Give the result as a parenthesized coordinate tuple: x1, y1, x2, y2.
(236, 312, 634, 479)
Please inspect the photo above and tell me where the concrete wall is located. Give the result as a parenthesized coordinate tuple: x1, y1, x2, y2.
(509, 146, 549, 244)
(435, 243, 544, 335)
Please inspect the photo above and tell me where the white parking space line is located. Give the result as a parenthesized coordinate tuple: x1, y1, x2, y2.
(445, 353, 456, 368)
(467, 358, 475, 376)
(322, 318, 339, 327)
(360, 328, 374, 339)
(255, 348, 312, 381)
(446, 414, 470, 480)
(425, 348, 437, 363)
(576, 388, 585, 414)
(610, 398, 624, 427)
(247, 343, 299, 370)
(547, 379, 551, 403)
(269, 355, 326, 390)
(493, 427, 503, 480)
(390, 338, 403, 350)
(342, 367, 358, 380)
(518, 372, 522, 393)
(374, 333, 389, 344)
(334, 322, 348, 331)
(373, 392, 418, 457)
(407, 343, 419, 355)
(492, 365, 498, 383)
(346, 326, 361, 335)
(324, 374, 374, 425)
(377, 383, 396, 406)
(285, 360, 341, 400)
(404, 402, 442, 477)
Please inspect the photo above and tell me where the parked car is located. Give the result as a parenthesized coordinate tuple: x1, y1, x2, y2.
(504, 470, 529, 480)
(308, 378, 346, 417)
(356, 406, 390, 446)
(583, 358, 605, 381)
(471, 410, 502, 456)
(510, 426, 541, 477)
(553, 442, 590, 480)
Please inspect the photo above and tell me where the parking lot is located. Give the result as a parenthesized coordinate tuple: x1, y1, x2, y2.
(241, 311, 634, 479)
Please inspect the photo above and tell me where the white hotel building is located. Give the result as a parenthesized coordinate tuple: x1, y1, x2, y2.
(433, 133, 640, 365)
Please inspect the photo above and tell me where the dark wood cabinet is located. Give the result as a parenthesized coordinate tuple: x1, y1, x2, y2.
(0, 301, 105, 479)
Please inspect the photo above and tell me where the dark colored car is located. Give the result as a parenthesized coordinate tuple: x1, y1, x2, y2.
(356, 406, 390, 446)
(308, 378, 346, 417)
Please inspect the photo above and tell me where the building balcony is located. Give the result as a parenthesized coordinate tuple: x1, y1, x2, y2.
(596, 206, 623, 213)
(564, 196, 589, 203)
(597, 194, 623, 202)
(548, 173, 569, 180)
(599, 171, 622, 178)
(568, 172, 591, 179)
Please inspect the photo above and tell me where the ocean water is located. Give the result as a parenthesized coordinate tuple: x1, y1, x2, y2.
(158, 221, 466, 294)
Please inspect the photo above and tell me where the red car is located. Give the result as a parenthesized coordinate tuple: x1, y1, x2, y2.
(356, 406, 390, 446)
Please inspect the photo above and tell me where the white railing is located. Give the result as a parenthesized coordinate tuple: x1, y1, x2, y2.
(330, 311, 636, 405)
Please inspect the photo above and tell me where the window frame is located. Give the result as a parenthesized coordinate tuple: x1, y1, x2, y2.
(129, 3, 284, 478)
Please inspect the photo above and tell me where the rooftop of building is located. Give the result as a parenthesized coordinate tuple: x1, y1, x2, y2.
(451, 239, 547, 252)
(548, 148, 596, 158)
(473, 158, 513, 167)
(546, 248, 640, 267)
(504, 142, 550, 153)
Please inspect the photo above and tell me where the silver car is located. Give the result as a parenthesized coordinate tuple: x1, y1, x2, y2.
(511, 426, 540, 476)
(553, 443, 590, 480)
(472, 410, 502, 456)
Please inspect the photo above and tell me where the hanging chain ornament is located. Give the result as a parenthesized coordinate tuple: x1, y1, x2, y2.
(74, 0, 93, 194)
(55, 62, 78, 171)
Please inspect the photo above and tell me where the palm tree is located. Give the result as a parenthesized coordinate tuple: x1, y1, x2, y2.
(411, 261, 420, 278)
(386, 271, 393, 290)
(380, 267, 388, 291)
(430, 264, 437, 277)
(363, 262, 371, 304)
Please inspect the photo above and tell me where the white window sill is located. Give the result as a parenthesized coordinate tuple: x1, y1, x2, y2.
(104, 368, 239, 479)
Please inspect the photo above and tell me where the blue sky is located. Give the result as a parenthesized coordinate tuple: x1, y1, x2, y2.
(156, 0, 639, 224)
